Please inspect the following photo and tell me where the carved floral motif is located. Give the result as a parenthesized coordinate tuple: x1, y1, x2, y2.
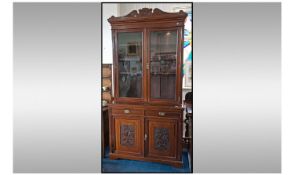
(120, 125, 135, 146)
(125, 8, 167, 17)
(154, 127, 169, 151)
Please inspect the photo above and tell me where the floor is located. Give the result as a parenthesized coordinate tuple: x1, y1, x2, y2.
(102, 147, 191, 173)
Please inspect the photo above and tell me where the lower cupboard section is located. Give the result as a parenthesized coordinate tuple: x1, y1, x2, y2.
(108, 105, 183, 167)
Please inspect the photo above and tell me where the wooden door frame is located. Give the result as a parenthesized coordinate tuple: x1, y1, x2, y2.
(113, 28, 146, 104)
(111, 114, 145, 157)
(146, 27, 184, 106)
(144, 116, 180, 160)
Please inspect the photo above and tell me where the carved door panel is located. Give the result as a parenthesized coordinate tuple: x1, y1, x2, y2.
(145, 117, 178, 159)
(114, 116, 144, 156)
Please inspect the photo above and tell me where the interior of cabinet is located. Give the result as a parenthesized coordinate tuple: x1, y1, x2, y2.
(150, 30, 177, 100)
(117, 32, 143, 98)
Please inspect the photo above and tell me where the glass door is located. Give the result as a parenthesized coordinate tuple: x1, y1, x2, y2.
(149, 30, 178, 101)
(117, 32, 143, 99)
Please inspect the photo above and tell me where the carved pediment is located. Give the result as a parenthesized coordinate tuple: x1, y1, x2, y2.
(108, 8, 187, 23)
(125, 8, 168, 17)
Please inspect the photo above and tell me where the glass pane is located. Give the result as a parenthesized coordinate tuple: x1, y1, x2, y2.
(150, 31, 177, 99)
(118, 32, 142, 98)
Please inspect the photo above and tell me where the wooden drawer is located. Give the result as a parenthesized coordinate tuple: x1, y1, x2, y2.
(145, 110, 180, 117)
(112, 108, 144, 116)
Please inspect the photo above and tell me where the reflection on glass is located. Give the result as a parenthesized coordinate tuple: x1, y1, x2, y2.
(150, 31, 177, 99)
(118, 32, 142, 98)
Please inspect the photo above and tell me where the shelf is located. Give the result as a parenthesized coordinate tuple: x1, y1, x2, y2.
(150, 59, 176, 62)
(119, 58, 141, 61)
(154, 51, 176, 54)
(120, 72, 142, 75)
(151, 72, 176, 75)
(150, 44, 177, 47)
(119, 44, 142, 46)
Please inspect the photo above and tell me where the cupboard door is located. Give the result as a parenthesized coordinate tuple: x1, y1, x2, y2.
(145, 117, 178, 159)
(149, 30, 178, 102)
(117, 31, 143, 99)
(113, 116, 144, 156)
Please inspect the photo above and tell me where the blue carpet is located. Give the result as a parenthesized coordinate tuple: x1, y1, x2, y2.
(102, 147, 191, 173)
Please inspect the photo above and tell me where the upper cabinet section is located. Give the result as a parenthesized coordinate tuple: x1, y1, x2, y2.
(108, 8, 187, 29)
(109, 8, 187, 105)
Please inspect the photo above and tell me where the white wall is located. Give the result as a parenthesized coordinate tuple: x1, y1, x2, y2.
(102, 4, 118, 64)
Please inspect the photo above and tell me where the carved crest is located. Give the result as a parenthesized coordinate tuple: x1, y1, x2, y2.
(125, 8, 168, 17)
(108, 8, 187, 23)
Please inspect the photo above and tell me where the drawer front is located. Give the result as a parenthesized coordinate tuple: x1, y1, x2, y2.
(112, 108, 144, 116)
(145, 110, 180, 117)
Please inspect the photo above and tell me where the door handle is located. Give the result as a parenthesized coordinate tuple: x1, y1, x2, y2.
(124, 109, 130, 114)
(158, 112, 165, 116)
(144, 134, 148, 141)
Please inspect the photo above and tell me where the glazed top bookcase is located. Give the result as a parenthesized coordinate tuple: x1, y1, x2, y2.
(107, 8, 187, 167)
